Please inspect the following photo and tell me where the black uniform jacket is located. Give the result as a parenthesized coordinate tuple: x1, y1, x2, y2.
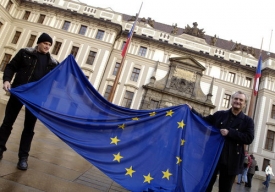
(192, 108, 254, 175)
(3, 47, 58, 87)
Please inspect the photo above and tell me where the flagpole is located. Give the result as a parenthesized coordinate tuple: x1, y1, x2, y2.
(108, 3, 143, 102)
(248, 38, 263, 119)
(268, 29, 273, 53)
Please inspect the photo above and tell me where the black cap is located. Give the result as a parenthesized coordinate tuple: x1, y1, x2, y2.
(37, 33, 52, 45)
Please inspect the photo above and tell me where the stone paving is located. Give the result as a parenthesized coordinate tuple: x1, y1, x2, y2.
(0, 103, 274, 191)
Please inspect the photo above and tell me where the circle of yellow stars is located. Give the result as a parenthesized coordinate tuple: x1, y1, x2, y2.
(109, 109, 186, 183)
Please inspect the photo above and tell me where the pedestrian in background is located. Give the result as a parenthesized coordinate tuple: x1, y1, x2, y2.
(263, 163, 274, 188)
(246, 154, 257, 188)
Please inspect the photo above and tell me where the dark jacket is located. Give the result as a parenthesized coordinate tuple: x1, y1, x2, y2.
(248, 159, 257, 174)
(3, 47, 58, 87)
(192, 108, 254, 175)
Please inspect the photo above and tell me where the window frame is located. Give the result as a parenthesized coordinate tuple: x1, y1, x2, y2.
(37, 14, 46, 24)
(0, 53, 12, 72)
(112, 62, 121, 76)
(62, 21, 71, 31)
(78, 25, 87, 35)
(244, 77, 252, 88)
(86, 51, 97, 65)
(222, 94, 231, 108)
(227, 72, 235, 83)
(122, 90, 134, 108)
(11, 31, 21, 44)
(150, 99, 159, 109)
(95, 30, 105, 40)
(70, 46, 79, 58)
(138, 46, 147, 57)
(52, 41, 62, 55)
(103, 85, 112, 100)
(271, 105, 275, 119)
(23, 11, 31, 20)
(26, 35, 37, 47)
(130, 67, 140, 82)
(265, 130, 275, 151)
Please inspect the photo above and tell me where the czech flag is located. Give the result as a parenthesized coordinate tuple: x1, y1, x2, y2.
(253, 55, 262, 96)
(121, 20, 138, 58)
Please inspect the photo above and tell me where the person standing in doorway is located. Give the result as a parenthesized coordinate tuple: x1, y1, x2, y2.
(187, 91, 254, 192)
(0, 33, 58, 170)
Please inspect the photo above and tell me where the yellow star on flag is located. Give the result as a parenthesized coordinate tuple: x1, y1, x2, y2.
(125, 166, 136, 177)
(149, 112, 156, 116)
(177, 120, 185, 129)
(162, 169, 172, 180)
(118, 124, 125, 129)
(143, 173, 154, 183)
(166, 110, 174, 117)
(181, 139, 185, 146)
(176, 156, 182, 165)
(110, 136, 120, 145)
(113, 152, 123, 163)
(132, 117, 139, 120)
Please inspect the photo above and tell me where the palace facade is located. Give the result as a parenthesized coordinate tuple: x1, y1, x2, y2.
(1, 0, 275, 179)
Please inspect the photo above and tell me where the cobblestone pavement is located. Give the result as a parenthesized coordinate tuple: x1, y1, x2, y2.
(0, 103, 274, 191)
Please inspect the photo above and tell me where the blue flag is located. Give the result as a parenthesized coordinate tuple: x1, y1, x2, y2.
(10, 55, 224, 191)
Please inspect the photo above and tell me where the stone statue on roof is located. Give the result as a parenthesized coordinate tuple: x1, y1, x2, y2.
(148, 17, 155, 28)
(232, 42, 242, 51)
(210, 35, 217, 46)
(184, 22, 205, 38)
(141, 17, 146, 22)
(128, 16, 136, 22)
(171, 23, 178, 35)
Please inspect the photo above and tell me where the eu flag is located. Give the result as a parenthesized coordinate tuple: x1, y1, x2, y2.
(10, 55, 224, 191)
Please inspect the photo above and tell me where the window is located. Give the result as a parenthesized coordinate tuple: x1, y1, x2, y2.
(122, 91, 134, 108)
(11, 31, 21, 44)
(0, 53, 12, 72)
(150, 99, 159, 109)
(244, 77, 252, 88)
(112, 62, 120, 76)
(121, 41, 126, 50)
(70, 46, 79, 57)
(95, 30, 105, 40)
(52, 41, 62, 55)
(6, 0, 13, 12)
(227, 72, 235, 83)
(103, 85, 112, 100)
(79, 25, 87, 35)
(62, 21, 71, 31)
(222, 94, 231, 108)
(271, 105, 275, 119)
(86, 51, 97, 65)
(265, 130, 275, 151)
(23, 11, 30, 20)
(130, 67, 140, 82)
(263, 158, 270, 172)
(26, 35, 36, 47)
(138, 46, 147, 57)
(37, 14, 46, 24)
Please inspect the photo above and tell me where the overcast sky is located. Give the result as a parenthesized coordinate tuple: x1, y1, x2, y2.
(78, 0, 275, 53)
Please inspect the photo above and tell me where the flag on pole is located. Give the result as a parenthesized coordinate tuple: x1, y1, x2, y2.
(121, 4, 142, 58)
(121, 19, 138, 57)
(253, 55, 262, 96)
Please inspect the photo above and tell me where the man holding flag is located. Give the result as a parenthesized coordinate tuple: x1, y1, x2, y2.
(187, 91, 254, 192)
